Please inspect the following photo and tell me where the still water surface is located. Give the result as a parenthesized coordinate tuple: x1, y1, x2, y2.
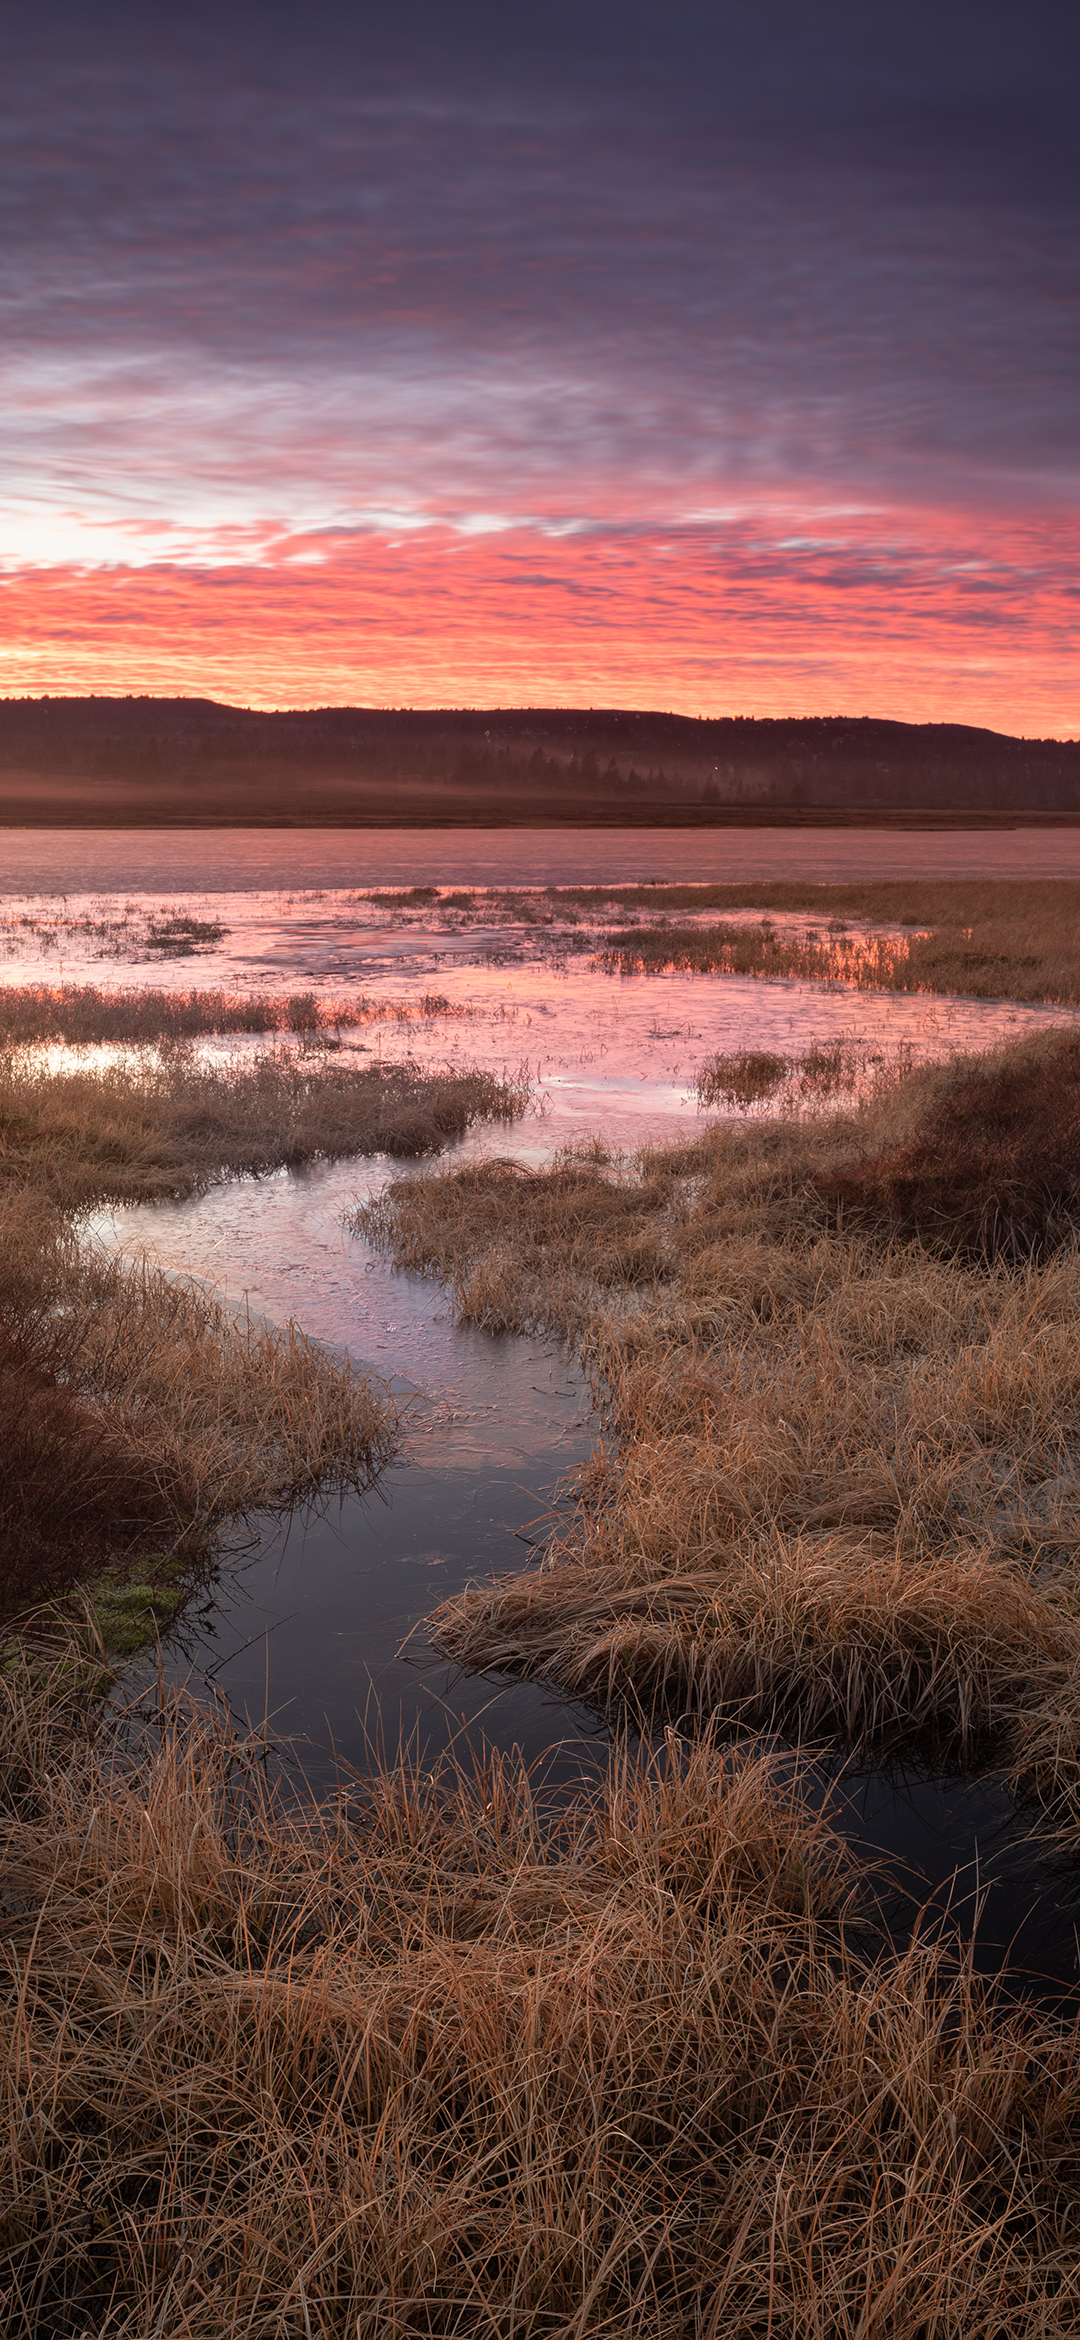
(5, 821, 1080, 892)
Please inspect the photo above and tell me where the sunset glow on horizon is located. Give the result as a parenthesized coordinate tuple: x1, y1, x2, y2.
(3, 3, 1077, 735)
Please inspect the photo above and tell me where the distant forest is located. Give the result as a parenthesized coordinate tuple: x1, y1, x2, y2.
(0, 699, 1077, 825)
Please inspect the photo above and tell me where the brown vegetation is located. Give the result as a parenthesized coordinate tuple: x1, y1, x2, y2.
(357, 1029, 1080, 1832)
(0, 1042, 528, 1612)
(694, 1048, 790, 1107)
(0, 1197, 398, 1603)
(7, 1645, 1080, 2336)
(0, 982, 473, 1047)
(818, 1027, 1080, 1259)
(565, 878, 1080, 1005)
(0, 1047, 529, 1213)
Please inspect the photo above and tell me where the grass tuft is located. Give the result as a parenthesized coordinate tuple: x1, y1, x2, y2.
(358, 1030, 1080, 1832)
(5, 1647, 1080, 2335)
(0, 1047, 530, 1212)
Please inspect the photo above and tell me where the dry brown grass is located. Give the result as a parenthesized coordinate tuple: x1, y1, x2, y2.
(694, 1042, 863, 1109)
(572, 879, 1080, 1005)
(817, 1026, 1080, 1259)
(6, 1644, 1080, 2336)
(357, 1031, 1080, 1826)
(552, 879, 1080, 1008)
(0, 1040, 527, 1611)
(0, 983, 473, 1046)
(0, 1193, 399, 1605)
(0, 1047, 528, 1213)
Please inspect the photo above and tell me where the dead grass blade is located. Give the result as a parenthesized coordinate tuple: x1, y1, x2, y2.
(3, 1650, 1080, 2336)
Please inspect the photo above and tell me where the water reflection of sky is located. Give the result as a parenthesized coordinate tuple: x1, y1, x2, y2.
(5, 826, 1080, 894)
(6, 880, 1079, 1156)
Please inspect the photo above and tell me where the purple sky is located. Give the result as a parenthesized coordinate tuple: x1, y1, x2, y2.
(2, 1, 1077, 726)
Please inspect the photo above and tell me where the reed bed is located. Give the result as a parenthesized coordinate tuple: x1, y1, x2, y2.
(560, 879, 1080, 1006)
(600, 919, 912, 987)
(0, 1048, 529, 1213)
(5, 1645, 1080, 2336)
(598, 912, 1069, 1002)
(0, 983, 473, 1046)
(357, 1029, 1080, 1829)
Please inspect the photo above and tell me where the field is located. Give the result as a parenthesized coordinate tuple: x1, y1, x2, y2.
(6, 1644, 1080, 2336)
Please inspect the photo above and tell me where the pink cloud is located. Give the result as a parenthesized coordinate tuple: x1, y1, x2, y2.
(2, 501, 1075, 735)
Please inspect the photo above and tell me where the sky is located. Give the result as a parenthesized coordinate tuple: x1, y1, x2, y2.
(1, 0, 1077, 730)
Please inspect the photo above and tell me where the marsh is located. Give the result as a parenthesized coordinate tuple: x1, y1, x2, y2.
(6, 832, 1080, 2335)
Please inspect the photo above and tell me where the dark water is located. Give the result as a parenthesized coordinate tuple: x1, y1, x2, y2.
(167, 1479, 1080, 2002)
(155, 1312, 608, 1795)
(825, 1757, 1080, 2002)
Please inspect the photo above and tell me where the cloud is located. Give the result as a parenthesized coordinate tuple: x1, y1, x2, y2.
(1, 1, 1076, 719)
(2, 503, 1075, 735)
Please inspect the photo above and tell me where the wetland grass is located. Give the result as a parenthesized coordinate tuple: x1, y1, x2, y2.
(7, 1645, 1080, 2336)
(0, 1046, 529, 1213)
(560, 879, 1080, 1007)
(0, 1196, 398, 1604)
(0, 1042, 529, 1615)
(351, 876, 1080, 1004)
(0, 982, 474, 1047)
(357, 1027, 1080, 1833)
(9, 1008, 1080, 2327)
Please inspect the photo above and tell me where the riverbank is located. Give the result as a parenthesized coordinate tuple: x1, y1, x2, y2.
(362, 1027, 1080, 1841)
(7, 986, 1080, 2331)
(0, 1042, 526, 1620)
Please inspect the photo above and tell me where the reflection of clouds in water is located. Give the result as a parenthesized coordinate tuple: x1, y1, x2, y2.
(6, 879, 1078, 1154)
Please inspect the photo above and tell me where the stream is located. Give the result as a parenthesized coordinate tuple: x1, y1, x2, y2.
(8, 822, 1079, 2001)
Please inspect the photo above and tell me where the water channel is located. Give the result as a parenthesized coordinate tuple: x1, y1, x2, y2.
(7, 824, 1080, 1998)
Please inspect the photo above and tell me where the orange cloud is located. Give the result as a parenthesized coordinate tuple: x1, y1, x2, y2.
(1, 502, 1076, 735)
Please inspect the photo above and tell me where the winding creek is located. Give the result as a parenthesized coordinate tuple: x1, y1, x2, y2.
(8, 825, 1080, 1999)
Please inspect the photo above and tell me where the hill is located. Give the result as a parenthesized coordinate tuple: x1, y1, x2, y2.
(0, 700, 1077, 825)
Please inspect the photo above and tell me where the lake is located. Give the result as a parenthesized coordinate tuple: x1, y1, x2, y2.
(4, 821, 1080, 894)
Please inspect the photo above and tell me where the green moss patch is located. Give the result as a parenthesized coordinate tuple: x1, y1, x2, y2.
(85, 1558, 189, 1656)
